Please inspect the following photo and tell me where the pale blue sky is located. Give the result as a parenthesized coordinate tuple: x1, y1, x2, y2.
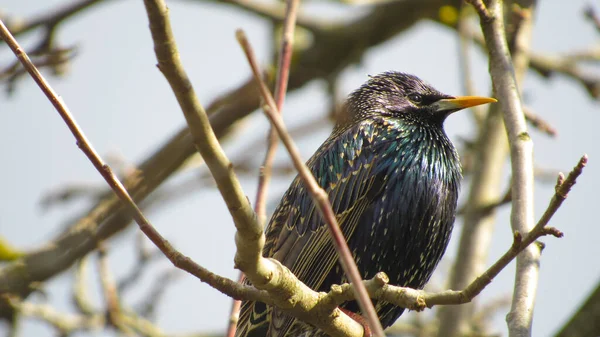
(1, 1, 599, 336)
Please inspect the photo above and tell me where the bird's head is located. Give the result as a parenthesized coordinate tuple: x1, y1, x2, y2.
(344, 71, 496, 127)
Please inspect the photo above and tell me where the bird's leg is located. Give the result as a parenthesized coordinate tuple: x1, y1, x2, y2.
(340, 308, 373, 337)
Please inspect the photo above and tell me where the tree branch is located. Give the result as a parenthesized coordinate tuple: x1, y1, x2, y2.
(470, 1, 538, 336)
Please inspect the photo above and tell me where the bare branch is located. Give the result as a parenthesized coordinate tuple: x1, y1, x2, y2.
(97, 242, 133, 335)
(469, 1, 538, 335)
(457, 3, 486, 126)
(225, 273, 245, 337)
(255, 0, 300, 241)
(523, 106, 557, 137)
(231, 4, 302, 334)
(439, 1, 537, 335)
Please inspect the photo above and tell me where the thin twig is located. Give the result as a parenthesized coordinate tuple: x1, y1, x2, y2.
(225, 273, 245, 337)
(237, 29, 385, 337)
(457, 2, 485, 126)
(535, 155, 587, 229)
(97, 242, 134, 335)
(523, 106, 557, 137)
(231, 3, 301, 333)
(254, 0, 300, 239)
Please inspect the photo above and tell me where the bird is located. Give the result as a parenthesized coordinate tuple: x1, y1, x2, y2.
(235, 71, 497, 337)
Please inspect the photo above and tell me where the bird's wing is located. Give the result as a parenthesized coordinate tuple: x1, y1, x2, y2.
(237, 122, 390, 337)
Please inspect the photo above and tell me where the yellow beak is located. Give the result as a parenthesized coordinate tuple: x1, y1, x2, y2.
(434, 96, 498, 112)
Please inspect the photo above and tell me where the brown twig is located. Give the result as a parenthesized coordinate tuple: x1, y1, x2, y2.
(254, 0, 300, 239)
(230, 4, 301, 334)
(537, 155, 587, 228)
(523, 105, 557, 137)
(237, 29, 385, 337)
(225, 273, 245, 337)
(584, 5, 600, 33)
(457, 2, 486, 126)
(97, 242, 133, 335)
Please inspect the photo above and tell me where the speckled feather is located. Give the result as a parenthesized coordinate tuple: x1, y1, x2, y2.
(236, 72, 463, 337)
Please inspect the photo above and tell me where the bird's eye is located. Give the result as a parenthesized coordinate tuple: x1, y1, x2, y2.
(408, 93, 423, 103)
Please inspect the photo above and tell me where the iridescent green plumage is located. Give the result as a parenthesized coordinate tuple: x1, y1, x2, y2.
(236, 72, 495, 337)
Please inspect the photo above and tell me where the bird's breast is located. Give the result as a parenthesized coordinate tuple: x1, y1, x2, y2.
(348, 120, 462, 289)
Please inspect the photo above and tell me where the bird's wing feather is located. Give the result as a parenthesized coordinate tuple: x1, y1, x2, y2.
(237, 122, 393, 337)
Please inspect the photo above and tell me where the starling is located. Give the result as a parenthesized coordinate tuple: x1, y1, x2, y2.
(236, 72, 496, 337)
